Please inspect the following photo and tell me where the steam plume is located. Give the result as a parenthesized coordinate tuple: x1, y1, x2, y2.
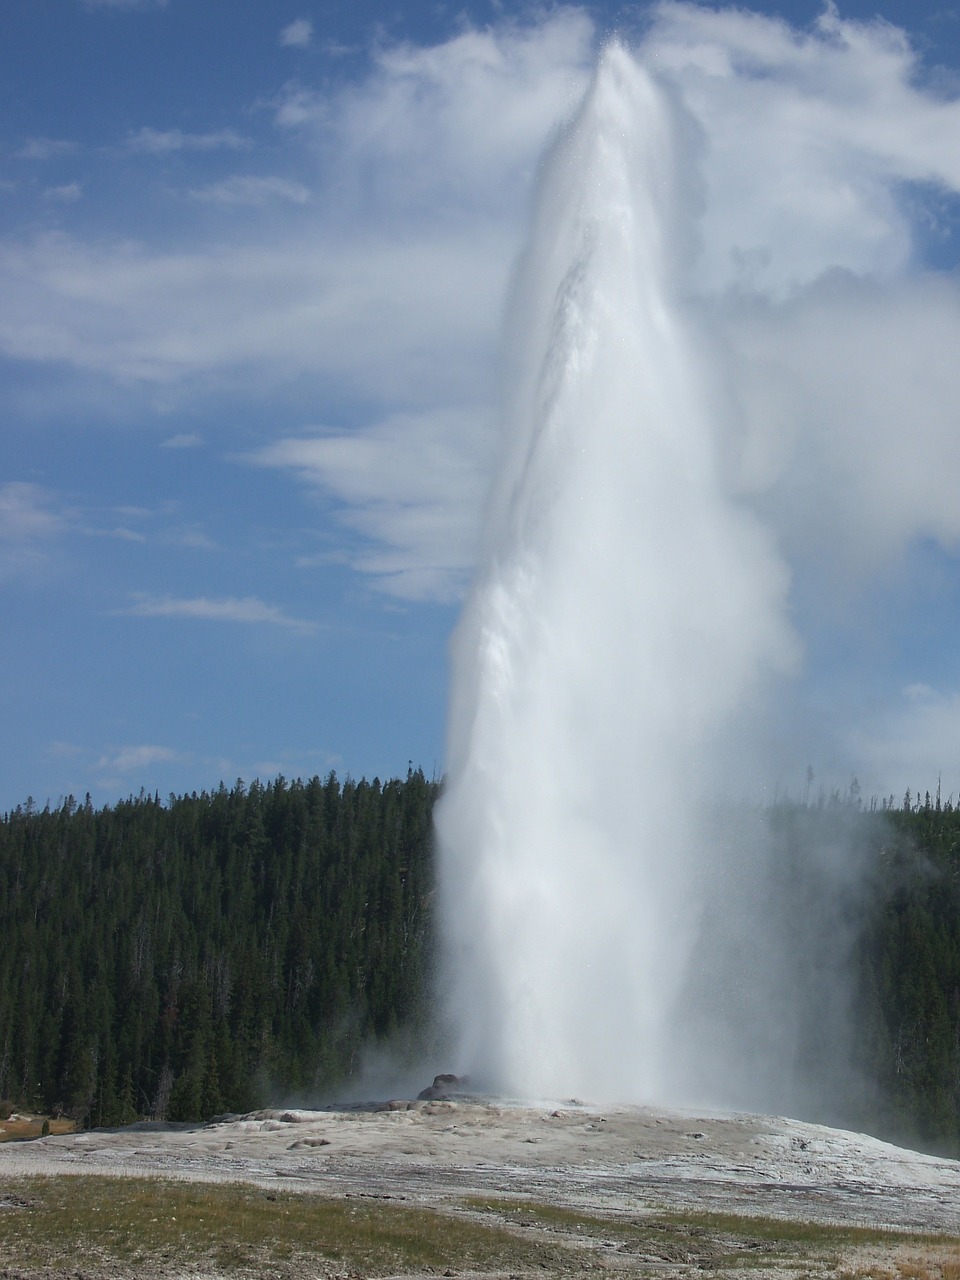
(435, 44, 796, 1103)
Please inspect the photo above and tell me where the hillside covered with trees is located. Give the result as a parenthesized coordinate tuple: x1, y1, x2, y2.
(0, 771, 437, 1127)
(1, 773, 959, 1155)
(765, 791, 960, 1153)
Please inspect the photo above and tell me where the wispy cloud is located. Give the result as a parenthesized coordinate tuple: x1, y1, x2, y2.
(251, 748, 342, 779)
(280, 18, 313, 48)
(0, 482, 64, 541)
(16, 138, 77, 161)
(70, 504, 210, 549)
(99, 526, 147, 542)
(125, 126, 249, 154)
(163, 527, 218, 551)
(248, 408, 495, 601)
(0, 482, 65, 576)
(270, 85, 326, 128)
(318, 39, 358, 60)
(159, 432, 203, 449)
(95, 744, 179, 774)
(44, 182, 83, 203)
(847, 685, 960, 801)
(0, 12, 592, 406)
(5, 6, 960, 641)
(81, 0, 169, 9)
(188, 175, 311, 207)
(0, 228, 512, 389)
(121, 592, 319, 633)
(269, 14, 594, 203)
(644, 2, 960, 293)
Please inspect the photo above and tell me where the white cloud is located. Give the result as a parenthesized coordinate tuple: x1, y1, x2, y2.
(847, 686, 960, 801)
(159, 432, 203, 449)
(0, 227, 512, 394)
(318, 39, 357, 60)
(904, 682, 935, 702)
(0, 482, 64, 542)
(248, 407, 497, 600)
(273, 12, 593, 218)
(16, 138, 77, 160)
(0, 10, 593, 484)
(81, 0, 169, 9)
(125, 127, 249, 154)
(44, 182, 82, 203)
(638, 3, 960, 295)
(280, 18, 313, 48)
(3, 4, 960, 820)
(121, 592, 319, 633)
(251, 748, 341, 778)
(95, 744, 179, 774)
(164, 527, 217, 551)
(271, 85, 326, 128)
(188, 175, 311, 206)
(0, 482, 65, 576)
(5, 2, 960, 634)
(721, 274, 960, 575)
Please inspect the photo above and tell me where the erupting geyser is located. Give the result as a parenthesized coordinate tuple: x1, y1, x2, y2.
(434, 44, 799, 1104)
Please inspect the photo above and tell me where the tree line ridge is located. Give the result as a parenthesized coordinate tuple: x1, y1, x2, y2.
(0, 772, 958, 1154)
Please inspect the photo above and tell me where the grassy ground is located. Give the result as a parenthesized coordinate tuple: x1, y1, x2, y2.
(466, 1198, 960, 1278)
(0, 1174, 565, 1278)
(0, 1174, 958, 1278)
(0, 1113, 75, 1142)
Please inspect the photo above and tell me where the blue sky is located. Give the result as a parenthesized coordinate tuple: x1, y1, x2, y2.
(3, 0, 960, 812)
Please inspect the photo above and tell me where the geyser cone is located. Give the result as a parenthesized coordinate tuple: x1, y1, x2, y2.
(436, 44, 795, 1103)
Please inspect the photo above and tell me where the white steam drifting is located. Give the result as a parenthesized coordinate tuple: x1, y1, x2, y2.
(435, 45, 798, 1103)
(434, 11, 960, 1109)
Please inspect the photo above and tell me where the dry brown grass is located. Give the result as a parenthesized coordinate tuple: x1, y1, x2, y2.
(0, 1113, 75, 1142)
(838, 1254, 960, 1280)
(898, 1257, 960, 1280)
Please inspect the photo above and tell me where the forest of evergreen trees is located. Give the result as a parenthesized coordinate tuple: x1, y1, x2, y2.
(850, 792, 960, 1151)
(0, 771, 438, 1127)
(765, 791, 960, 1153)
(1, 772, 959, 1155)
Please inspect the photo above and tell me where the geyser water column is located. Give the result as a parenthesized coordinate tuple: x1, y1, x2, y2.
(435, 44, 796, 1103)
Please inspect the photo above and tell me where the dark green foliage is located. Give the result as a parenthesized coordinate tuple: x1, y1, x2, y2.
(0, 770, 438, 1126)
(3, 769, 960, 1153)
(855, 799, 960, 1152)
(769, 793, 960, 1154)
